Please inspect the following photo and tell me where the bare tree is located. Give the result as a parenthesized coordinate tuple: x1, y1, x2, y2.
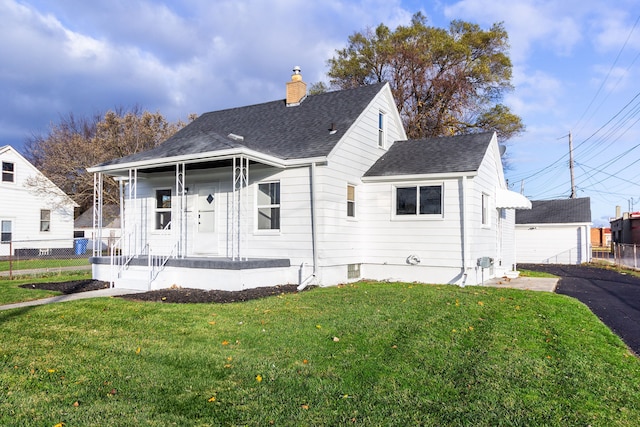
(24, 108, 194, 214)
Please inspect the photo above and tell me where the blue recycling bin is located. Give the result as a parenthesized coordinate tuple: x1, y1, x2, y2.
(74, 238, 88, 255)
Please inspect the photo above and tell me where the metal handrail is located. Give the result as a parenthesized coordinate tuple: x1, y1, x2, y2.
(109, 232, 136, 287)
(148, 240, 178, 285)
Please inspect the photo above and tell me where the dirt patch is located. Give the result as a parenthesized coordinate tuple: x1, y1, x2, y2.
(21, 280, 303, 304)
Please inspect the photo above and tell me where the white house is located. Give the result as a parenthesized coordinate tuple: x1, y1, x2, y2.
(88, 70, 530, 291)
(0, 145, 77, 257)
(516, 198, 592, 264)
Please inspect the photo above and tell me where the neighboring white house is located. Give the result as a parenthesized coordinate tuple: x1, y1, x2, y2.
(88, 70, 530, 291)
(515, 198, 592, 264)
(0, 145, 77, 257)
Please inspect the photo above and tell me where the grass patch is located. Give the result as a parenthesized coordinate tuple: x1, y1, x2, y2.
(0, 271, 92, 305)
(1, 281, 640, 426)
(518, 269, 558, 278)
(0, 258, 90, 272)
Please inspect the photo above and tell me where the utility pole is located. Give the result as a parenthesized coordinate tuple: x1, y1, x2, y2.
(569, 131, 576, 199)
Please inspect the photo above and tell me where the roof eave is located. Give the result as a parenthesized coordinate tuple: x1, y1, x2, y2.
(88, 148, 327, 174)
(362, 171, 478, 183)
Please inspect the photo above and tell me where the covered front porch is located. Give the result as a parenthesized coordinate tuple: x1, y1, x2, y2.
(88, 150, 318, 291)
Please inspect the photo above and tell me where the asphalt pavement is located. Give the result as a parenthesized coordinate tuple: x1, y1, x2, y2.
(520, 263, 640, 354)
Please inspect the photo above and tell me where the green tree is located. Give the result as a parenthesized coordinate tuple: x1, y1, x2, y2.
(327, 13, 524, 141)
(24, 107, 193, 213)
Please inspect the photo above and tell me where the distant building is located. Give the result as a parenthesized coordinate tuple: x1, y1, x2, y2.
(610, 211, 640, 245)
(591, 227, 611, 248)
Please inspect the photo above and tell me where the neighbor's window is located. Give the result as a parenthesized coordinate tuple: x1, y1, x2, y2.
(378, 111, 386, 148)
(396, 185, 442, 216)
(1, 220, 11, 243)
(347, 184, 356, 217)
(155, 189, 172, 230)
(257, 182, 280, 230)
(481, 193, 490, 226)
(2, 162, 14, 182)
(40, 210, 51, 232)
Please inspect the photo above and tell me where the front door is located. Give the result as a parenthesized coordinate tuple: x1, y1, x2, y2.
(194, 186, 217, 254)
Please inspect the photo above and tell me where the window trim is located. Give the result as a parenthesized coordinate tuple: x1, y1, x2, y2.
(378, 111, 386, 148)
(1, 220, 12, 243)
(2, 161, 14, 183)
(256, 181, 281, 232)
(154, 188, 172, 231)
(40, 209, 51, 232)
(392, 183, 444, 220)
(347, 184, 356, 219)
(481, 193, 490, 227)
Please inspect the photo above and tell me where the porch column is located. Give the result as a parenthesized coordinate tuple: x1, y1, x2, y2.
(92, 172, 103, 257)
(231, 156, 249, 261)
(175, 162, 187, 258)
(125, 168, 139, 257)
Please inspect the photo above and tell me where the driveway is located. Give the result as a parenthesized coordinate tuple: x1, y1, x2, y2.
(520, 264, 640, 354)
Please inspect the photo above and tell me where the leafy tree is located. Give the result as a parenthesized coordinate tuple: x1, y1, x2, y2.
(327, 13, 524, 141)
(24, 107, 193, 214)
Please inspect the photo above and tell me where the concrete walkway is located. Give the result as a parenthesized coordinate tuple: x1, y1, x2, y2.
(482, 275, 559, 292)
(0, 287, 143, 311)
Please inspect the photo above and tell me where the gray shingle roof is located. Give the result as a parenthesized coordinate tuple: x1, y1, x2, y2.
(364, 132, 494, 177)
(97, 83, 386, 167)
(516, 198, 591, 224)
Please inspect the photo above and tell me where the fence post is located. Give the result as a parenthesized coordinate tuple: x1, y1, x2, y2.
(635, 244, 638, 270)
(9, 240, 12, 280)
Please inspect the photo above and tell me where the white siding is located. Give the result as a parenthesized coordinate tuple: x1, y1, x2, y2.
(0, 147, 75, 256)
(313, 87, 406, 283)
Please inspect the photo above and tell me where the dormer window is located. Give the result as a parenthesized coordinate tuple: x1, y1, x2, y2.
(2, 161, 14, 182)
(378, 111, 386, 148)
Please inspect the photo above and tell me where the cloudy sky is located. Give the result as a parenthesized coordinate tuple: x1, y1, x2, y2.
(1, 0, 639, 226)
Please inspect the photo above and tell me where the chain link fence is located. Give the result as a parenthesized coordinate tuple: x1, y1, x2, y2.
(0, 238, 93, 279)
(613, 243, 640, 270)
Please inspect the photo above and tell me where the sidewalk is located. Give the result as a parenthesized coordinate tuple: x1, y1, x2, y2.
(0, 287, 143, 311)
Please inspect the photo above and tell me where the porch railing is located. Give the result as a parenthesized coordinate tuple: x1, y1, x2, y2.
(109, 231, 136, 287)
(148, 240, 178, 285)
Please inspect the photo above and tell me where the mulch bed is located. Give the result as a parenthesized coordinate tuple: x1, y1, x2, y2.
(20, 280, 302, 304)
(19, 279, 110, 294)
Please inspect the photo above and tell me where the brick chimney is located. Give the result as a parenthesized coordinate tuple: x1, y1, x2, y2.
(286, 66, 307, 106)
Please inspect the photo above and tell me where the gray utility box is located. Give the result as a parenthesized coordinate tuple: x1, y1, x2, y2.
(477, 257, 494, 269)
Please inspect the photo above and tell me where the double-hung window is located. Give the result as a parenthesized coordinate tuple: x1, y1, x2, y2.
(2, 162, 14, 182)
(155, 189, 172, 230)
(40, 210, 51, 232)
(396, 185, 442, 216)
(257, 182, 280, 230)
(1, 220, 11, 243)
(347, 184, 356, 218)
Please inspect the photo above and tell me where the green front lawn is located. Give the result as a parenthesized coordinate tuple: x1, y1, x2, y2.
(1, 281, 639, 426)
